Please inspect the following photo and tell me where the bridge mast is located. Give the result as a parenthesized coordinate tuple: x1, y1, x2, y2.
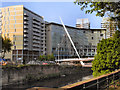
(59, 17, 84, 65)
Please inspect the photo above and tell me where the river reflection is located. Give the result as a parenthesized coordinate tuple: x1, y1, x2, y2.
(2, 71, 93, 90)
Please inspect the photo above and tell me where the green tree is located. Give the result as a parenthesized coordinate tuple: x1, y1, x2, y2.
(2, 37, 13, 59)
(74, 1, 120, 29)
(39, 54, 55, 61)
(39, 55, 46, 61)
(49, 54, 55, 61)
(92, 31, 120, 77)
(39, 55, 43, 61)
(46, 54, 51, 61)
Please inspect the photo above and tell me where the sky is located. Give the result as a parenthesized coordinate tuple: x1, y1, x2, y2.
(1, 2, 103, 29)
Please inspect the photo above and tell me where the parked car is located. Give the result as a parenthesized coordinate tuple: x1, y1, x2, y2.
(0, 59, 7, 65)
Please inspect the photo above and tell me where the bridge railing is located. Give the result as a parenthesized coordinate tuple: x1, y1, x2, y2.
(62, 69, 120, 90)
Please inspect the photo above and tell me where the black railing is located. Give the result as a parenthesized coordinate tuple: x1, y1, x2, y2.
(65, 69, 120, 90)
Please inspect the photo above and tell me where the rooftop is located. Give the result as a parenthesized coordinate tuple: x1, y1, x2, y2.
(46, 22, 106, 31)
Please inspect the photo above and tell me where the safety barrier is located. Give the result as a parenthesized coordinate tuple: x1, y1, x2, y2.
(62, 69, 120, 90)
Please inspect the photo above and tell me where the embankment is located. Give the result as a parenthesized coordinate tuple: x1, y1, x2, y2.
(2, 65, 92, 86)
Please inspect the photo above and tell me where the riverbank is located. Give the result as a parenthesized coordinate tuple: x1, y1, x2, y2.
(2, 65, 92, 89)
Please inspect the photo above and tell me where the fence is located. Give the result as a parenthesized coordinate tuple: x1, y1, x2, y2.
(62, 69, 120, 90)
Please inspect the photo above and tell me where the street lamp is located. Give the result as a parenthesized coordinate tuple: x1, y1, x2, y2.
(58, 44, 60, 62)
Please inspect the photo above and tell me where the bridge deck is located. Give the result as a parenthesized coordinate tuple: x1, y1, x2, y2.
(55, 58, 94, 62)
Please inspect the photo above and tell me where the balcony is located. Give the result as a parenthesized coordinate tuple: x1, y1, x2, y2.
(24, 34, 28, 38)
(41, 30, 45, 33)
(24, 13, 29, 17)
(33, 40, 40, 43)
(24, 17, 28, 21)
(24, 47, 28, 50)
(41, 34, 45, 37)
(24, 30, 28, 34)
(41, 21, 44, 25)
(33, 25, 40, 29)
(33, 48, 39, 51)
(33, 18, 40, 22)
(24, 43, 28, 46)
(24, 39, 28, 42)
(41, 38, 46, 41)
(33, 21, 40, 26)
(40, 42, 45, 44)
(33, 36, 40, 40)
(24, 21, 28, 25)
(33, 32, 40, 37)
(33, 44, 39, 47)
(33, 28, 40, 33)
(24, 25, 28, 29)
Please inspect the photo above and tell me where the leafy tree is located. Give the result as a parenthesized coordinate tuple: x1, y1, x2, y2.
(1, 37, 13, 59)
(39, 54, 55, 61)
(92, 31, 120, 77)
(39, 55, 43, 61)
(39, 55, 46, 61)
(74, 1, 120, 29)
(49, 54, 55, 61)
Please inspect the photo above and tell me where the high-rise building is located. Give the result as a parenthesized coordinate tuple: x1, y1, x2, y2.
(101, 17, 117, 38)
(76, 18, 90, 29)
(0, 5, 107, 63)
(0, 5, 46, 63)
(46, 22, 106, 59)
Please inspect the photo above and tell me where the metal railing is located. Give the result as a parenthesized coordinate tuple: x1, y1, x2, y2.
(63, 69, 120, 90)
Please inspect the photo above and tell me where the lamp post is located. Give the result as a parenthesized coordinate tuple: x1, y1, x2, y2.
(58, 44, 60, 63)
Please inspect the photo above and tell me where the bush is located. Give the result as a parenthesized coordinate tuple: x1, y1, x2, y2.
(92, 31, 120, 77)
(39, 54, 55, 61)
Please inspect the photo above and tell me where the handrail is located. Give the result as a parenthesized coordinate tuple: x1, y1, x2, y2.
(61, 69, 120, 89)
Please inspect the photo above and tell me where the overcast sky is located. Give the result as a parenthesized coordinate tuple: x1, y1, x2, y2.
(1, 2, 103, 29)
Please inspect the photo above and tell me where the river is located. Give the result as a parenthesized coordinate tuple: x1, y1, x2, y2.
(2, 72, 93, 90)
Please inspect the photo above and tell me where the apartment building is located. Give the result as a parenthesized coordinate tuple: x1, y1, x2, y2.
(0, 5, 46, 63)
(76, 18, 90, 29)
(0, 5, 107, 62)
(101, 17, 117, 38)
(46, 22, 106, 59)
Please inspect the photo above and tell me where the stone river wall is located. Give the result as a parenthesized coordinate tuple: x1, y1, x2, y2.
(2, 65, 92, 85)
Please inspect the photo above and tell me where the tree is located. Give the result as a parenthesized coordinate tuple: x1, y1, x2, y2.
(49, 54, 55, 61)
(39, 54, 55, 61)
(74, 1, 120, 29)
(2, 37, 13, 59)
(92, 31, 120, 77)
(39, 55, 46, 61)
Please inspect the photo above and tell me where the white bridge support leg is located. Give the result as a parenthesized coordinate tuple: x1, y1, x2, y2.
(59, 17, 84, 66)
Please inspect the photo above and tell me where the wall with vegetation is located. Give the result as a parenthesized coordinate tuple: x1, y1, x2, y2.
(2, 65, 92, 85)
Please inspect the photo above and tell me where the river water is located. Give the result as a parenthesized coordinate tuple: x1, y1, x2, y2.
(2, 72, 93, 90)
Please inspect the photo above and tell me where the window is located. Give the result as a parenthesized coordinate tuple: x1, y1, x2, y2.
(92, 37, 94, 40)
(100, 34, 103, 36)
(7, 34, 9, 37)
(14, 46, 16, 49)
(83, 31, 85, 33)
(13, 41, 15, 45)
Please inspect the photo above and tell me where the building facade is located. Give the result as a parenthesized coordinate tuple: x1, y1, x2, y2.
(76, 18, 90, 29)
(0, 5, 107, 62)
(101, 17, 117, 38)
(46, 22, 106, 59)
(0, 5, 46, 63)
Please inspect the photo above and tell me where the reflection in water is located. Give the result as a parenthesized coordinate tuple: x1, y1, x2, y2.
(2, 72, 93, 90)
